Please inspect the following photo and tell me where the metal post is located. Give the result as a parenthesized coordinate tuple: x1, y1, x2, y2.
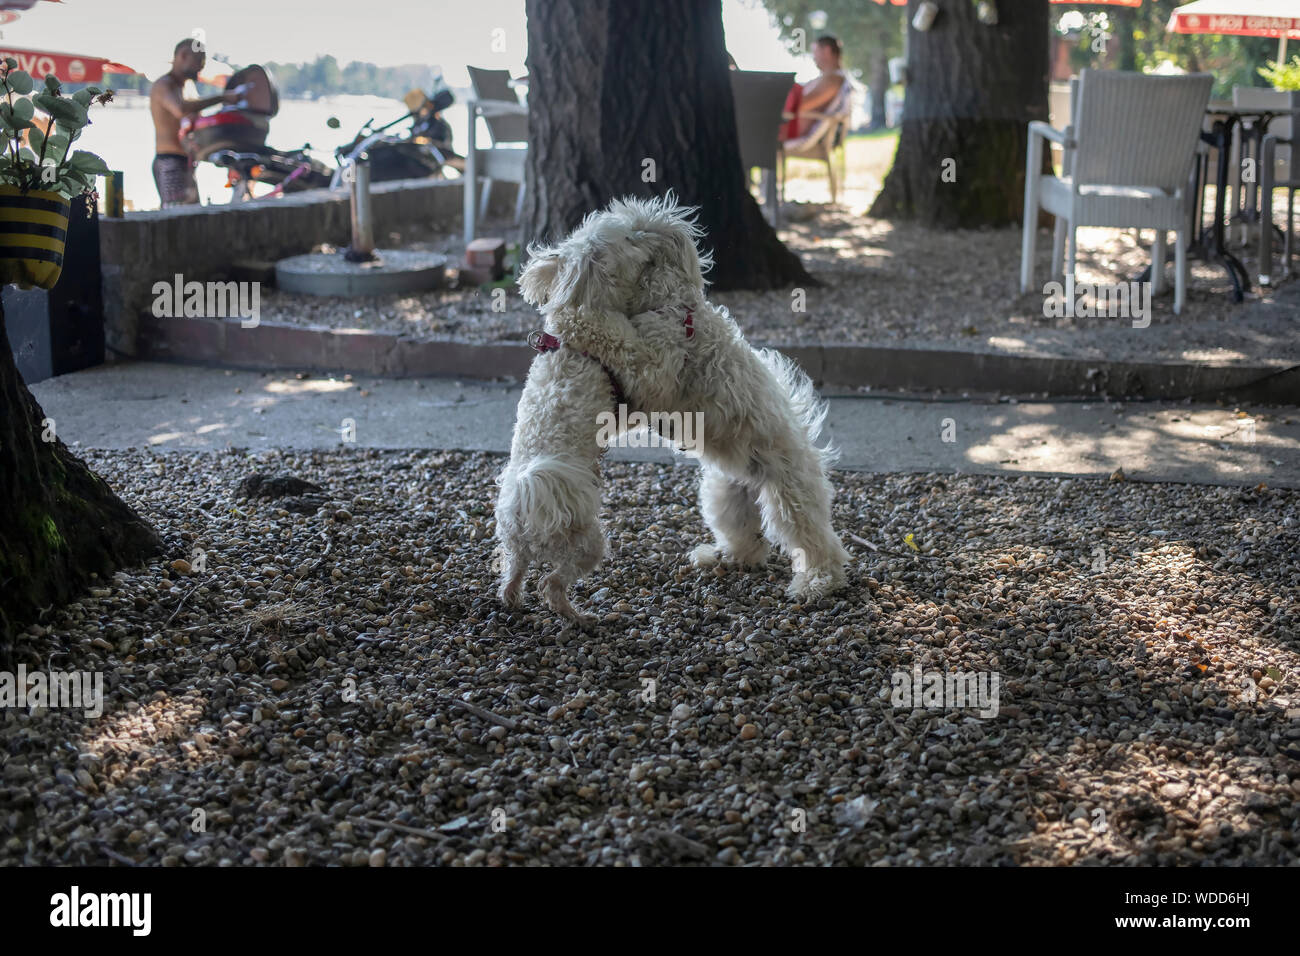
(103, 171, 124, 218)
(464, 99, 478, 247)
(345, 154, 377, 263)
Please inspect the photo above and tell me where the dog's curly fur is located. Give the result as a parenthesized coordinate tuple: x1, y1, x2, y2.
(497, 193, 849, 624)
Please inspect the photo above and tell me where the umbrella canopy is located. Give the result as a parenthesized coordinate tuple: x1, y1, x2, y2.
(1168, 0, 1300, 65)
(0, 47, 134, 83)
(1168, 1, 1300, 39)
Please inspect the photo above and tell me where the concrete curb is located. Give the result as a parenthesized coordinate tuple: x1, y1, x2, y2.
(135, 314, 1300, 402)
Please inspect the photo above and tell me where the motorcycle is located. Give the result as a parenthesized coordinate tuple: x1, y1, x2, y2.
(329, 83, 463, 187)
(180, 64, 333, 202)
(182, 66, 461, 200)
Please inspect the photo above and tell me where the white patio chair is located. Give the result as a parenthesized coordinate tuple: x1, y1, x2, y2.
(467, 66, 529, 224)
(730, 70, 795, 227)
(1020, 68, 1213, 315)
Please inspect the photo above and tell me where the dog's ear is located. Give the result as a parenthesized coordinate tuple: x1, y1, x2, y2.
(517, 245, 562, 308)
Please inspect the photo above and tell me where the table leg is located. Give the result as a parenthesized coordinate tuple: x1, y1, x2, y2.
(1192, 119, 1250, 302)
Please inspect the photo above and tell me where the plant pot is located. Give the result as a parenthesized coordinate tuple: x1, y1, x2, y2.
(0, 185, 71, 290)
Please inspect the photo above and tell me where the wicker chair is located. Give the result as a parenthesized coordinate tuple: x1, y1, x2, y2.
(779, 78, 852, 205)
(1020, 69, 1213, 314)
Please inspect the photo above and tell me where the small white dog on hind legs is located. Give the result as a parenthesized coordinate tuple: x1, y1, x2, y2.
(500, 191, 850, 616)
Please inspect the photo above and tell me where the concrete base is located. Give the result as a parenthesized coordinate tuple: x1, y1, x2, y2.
(276, 250, 448, 296)
(133, 314, 1300, 403)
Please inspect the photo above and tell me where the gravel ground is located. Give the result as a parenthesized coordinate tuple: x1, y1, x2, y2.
(253, 202, 1300, 365)
(3, 448, 1298, 866)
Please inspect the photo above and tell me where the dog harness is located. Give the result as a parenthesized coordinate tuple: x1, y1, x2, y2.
(528, 308, 695, 408)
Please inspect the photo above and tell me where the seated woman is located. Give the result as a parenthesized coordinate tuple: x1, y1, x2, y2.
(781, 35, 847, 144)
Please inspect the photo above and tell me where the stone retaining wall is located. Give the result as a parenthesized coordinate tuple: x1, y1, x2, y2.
(98, 177, 511, 357)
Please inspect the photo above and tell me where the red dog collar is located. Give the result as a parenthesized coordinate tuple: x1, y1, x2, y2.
(527, 308, 696, 406)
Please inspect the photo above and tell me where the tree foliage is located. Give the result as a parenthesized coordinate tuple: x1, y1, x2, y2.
(756, 0, 904, 127)
(1054, 0, 1278, 96)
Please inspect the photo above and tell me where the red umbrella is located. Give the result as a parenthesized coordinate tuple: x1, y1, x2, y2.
(0, 47, 134, 83)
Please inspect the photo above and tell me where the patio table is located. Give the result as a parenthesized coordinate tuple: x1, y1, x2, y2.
(1189, 104, 1300, 302)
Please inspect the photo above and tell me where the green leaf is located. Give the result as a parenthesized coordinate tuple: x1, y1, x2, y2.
(33, 94, 84, 127)
(67, 149, 109, 176)
(26, 127, 43, 154)
(12, 97, 33, 122)
(3, 58, 16, 71)
(7, 70, 32, 95)
(43, 74, 61, 94)
(56, 169, 88, 191)
(44, 131, 69, 160)
(72, 89, 93, 107)
(18, 146, 36, 164)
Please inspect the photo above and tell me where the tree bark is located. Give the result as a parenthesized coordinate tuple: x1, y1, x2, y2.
(522, 0, 813, 290)
(0, 299, 159, 664)
(870, 0, 1050, 228)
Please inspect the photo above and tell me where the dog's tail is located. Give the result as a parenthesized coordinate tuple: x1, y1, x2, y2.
(499, 455, 602, 540)
(755, 348, 840, 468)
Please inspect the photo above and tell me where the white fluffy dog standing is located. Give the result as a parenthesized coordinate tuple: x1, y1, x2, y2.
(509, 192, 849, 606)
(494, 343, 619, 624)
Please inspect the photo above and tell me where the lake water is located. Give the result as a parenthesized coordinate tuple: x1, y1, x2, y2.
(76, 92, 472, 210)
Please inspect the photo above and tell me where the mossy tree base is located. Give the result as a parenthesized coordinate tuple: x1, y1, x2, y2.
(0, 298, 159, 663)
(869, 0, 1051, 229)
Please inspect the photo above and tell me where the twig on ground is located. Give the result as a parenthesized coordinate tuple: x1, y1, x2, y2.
(848, 532, 942, 561)
(97, 842, 138, 867)
(436, 695, 520, 731)
(354, 816, 452, 841)
(164, 582, 203, 627)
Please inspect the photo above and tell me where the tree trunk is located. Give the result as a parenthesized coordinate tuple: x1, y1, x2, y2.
(522, 0, 813, 290)
(1115, 7, 1138, 72)
(870, 0, 1050, 228)
(0, 299, 159, 664)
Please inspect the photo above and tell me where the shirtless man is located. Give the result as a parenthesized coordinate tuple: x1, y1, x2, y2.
(150, 38, 239, 206)
(781, 35, 847, 143)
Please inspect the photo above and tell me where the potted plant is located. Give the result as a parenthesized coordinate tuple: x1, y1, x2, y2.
(0, 59, 111, 290)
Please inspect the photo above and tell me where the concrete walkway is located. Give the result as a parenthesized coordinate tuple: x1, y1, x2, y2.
(29, 361, 1300, 488)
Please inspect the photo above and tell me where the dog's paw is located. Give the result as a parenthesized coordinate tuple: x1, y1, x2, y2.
(499, 581, 524, 607)
(787, 566, 846, 601)
(690, 544, 721, 568)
